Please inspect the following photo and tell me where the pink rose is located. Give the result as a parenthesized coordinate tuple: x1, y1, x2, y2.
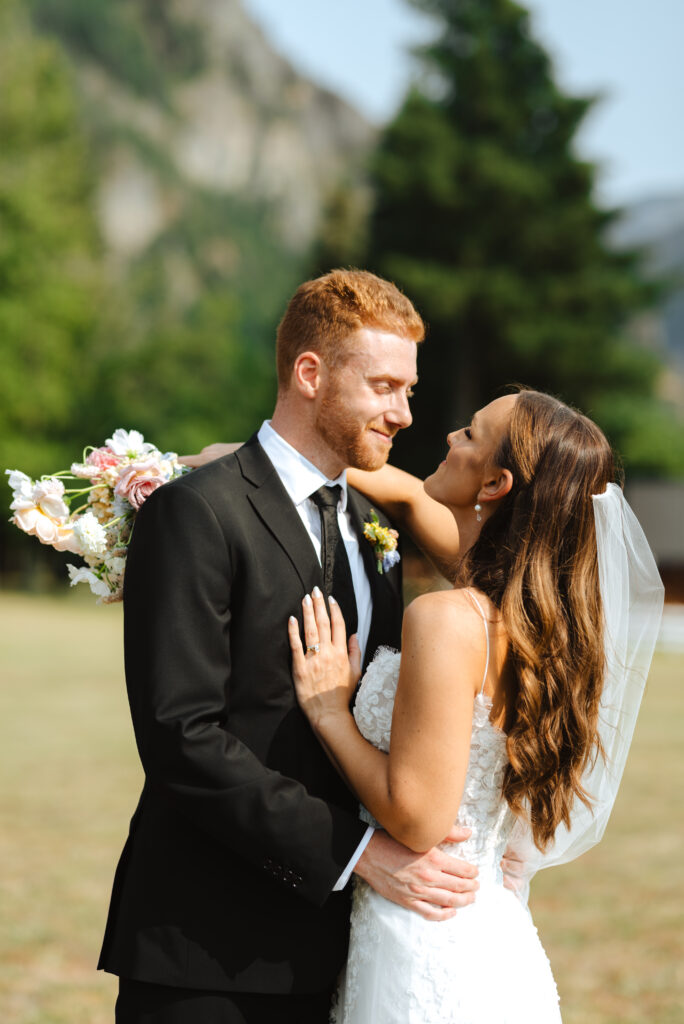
(71, 447, 122, 479)
(114, 458, 166, 510)
(87, 447, 121, 471)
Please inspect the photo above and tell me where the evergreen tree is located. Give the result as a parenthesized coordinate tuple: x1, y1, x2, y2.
(0, 0, 110, 579)
(366, 0, 681, 475)
(0, 0, 104, 477)
(96, 288, 277, 459)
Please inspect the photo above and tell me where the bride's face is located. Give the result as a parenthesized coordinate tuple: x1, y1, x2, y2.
(424, 394, 517, 513)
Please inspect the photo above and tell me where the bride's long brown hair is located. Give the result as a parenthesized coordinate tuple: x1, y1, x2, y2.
(458, 389, 618, 850)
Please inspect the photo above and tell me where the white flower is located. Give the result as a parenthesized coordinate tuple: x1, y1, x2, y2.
(112, 493, 132, 518)
(10, 476, 70, 519)
(73, 511, 108, 558)
(32, 478, 69, 519)
(105, 555, 126, 576)
(159, 453, 184, 479)
(67, 564, 112, 598)
(382, 549, 401, 572)
(106, 429, 156, 459)
(5, 469, 34, 501)
(101, 467, 120, 488)
(70, 461, 98, 479)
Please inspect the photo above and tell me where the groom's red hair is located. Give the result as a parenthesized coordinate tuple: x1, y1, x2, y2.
(276, 269, 425, 389)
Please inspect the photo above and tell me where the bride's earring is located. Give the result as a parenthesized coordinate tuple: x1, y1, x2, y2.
(474, 503, 482, 522)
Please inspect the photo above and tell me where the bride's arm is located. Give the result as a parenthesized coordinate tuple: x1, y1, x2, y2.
(289, 588, 483, 852)
(180, 449, 460, 575)
(347, 464, 459, 576)
(179, 443, 242, 467)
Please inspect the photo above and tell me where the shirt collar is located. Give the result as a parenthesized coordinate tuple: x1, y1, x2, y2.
(257, 420, 348, 511)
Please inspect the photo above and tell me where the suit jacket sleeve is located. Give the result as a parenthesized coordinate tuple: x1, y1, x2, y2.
(122, 479, 367, 907)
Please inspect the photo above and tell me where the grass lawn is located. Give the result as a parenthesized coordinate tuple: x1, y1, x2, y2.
(1, 591, 682, 1023)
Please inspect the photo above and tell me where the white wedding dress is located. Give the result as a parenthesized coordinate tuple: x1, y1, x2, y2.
(333, 598, 562, 1023)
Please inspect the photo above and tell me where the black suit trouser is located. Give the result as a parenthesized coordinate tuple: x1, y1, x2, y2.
(115, 978, 335, 1024)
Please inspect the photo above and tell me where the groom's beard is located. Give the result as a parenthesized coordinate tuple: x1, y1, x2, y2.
(315, 398, 395, 472)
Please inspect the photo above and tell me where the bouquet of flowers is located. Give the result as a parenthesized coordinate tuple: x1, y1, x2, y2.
(6, 429, 187, 602)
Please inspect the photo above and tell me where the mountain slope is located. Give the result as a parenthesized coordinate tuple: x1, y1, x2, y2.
(28, 0, 374, 266)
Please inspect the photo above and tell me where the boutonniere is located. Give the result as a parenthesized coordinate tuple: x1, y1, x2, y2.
(363, 508, 400, 574)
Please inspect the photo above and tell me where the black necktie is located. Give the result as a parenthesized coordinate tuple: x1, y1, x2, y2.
(310, 485, 359, 638)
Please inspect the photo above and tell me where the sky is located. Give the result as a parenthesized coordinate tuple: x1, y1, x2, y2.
(243, 0, 684, 208)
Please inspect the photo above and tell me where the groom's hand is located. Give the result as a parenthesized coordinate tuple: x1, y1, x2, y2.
(500, 846, 528, 898)
(353, 826, 478, 921)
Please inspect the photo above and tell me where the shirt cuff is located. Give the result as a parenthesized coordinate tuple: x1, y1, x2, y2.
(332, 825, 375, 891)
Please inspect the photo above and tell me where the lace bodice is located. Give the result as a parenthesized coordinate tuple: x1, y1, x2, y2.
(353, 646, 516, 883)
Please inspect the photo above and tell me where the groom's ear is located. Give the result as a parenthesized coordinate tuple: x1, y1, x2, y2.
(293, 351, 323, 398)
(478, 467, 513, 505)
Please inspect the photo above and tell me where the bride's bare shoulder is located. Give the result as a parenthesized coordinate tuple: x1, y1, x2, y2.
(402, 588, 490, 645)
(399, 590, 493, 700)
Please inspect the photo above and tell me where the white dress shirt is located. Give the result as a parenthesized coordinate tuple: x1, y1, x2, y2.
(257, 421, 375, 888)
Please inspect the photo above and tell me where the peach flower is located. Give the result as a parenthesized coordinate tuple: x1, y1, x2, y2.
(13, 506, 82, 553)
(9, 477, 82, 552)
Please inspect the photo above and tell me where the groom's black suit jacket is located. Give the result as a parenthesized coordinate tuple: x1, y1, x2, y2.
(98, 435, 403, 994)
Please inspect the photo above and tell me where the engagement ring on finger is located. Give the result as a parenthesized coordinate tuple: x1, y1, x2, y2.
(306, 644, 320, 654)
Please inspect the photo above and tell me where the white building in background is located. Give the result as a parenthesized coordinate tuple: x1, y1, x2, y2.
(626, 480, 684, 651)
(627, 481, 684, 577)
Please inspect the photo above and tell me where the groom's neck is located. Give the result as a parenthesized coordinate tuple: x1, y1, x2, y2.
(270, 403, 346, 480)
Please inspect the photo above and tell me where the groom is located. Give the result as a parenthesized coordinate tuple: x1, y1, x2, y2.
(100, 270, 478, 1023)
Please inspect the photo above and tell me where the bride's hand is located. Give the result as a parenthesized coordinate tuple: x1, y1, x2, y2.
(179, 442, 243, 468)
(288, 587, 361, 727)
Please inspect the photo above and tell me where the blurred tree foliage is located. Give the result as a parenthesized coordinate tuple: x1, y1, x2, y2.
(27, 0, 206, 105)
(92, 250, 279, 459)
(361, 0, 683, 476)
(0, 0, 298, 581)
(2, 0, 681, 589)
(0, 0, 103, 479)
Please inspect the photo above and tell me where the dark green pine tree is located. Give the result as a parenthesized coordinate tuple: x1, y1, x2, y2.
(366, 0, 680, 476)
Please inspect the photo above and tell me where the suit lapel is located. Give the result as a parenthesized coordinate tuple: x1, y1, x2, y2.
(346, 488, 402, 670)
(235, 439, 402, 667)
(236, 436, 323, 592)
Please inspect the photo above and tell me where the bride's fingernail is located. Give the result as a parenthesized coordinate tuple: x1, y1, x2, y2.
(329, 595, 337, 605)
(312, 586, 322, 598)
(303, 594, 312, 607)
(289, 615, 297, 624)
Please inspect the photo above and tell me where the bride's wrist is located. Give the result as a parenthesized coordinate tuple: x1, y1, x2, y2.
(306, 703, 350, 737)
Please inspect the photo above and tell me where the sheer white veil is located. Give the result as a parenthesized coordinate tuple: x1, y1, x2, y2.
(506, 483, 664, 904)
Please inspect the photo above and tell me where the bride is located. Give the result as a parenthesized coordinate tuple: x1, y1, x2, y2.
(286, 388, 663, 1024)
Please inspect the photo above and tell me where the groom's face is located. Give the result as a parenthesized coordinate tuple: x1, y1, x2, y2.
(315, 328, 418, 471)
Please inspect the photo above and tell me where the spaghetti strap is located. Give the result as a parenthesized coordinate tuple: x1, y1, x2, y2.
(464, 589, 490, 696)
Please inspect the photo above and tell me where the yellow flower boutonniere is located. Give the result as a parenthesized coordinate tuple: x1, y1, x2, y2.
(363, 508, 400, 574)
